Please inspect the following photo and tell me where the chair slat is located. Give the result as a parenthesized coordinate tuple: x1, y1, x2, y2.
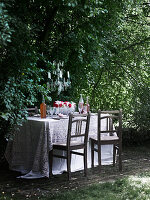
(100, 110, 120, 114)
(100, 130, 117, 133)
(100, 116, 118, 120)
(71, 134, 85, 138)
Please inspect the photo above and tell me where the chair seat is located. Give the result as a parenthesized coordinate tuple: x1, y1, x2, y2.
(53, 141, 85, 149)
(101, 135, 119, 141)
(90, 135, 119, 144)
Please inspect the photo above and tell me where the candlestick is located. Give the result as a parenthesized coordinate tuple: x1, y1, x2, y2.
(60, 70, 63, 78)
(48, 72, 51, 79)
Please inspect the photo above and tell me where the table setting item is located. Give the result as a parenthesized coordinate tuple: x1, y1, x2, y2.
(40, 95, 46, 118)
(33, 114, 41, 117)
(58, 113, 68, 119)
(78, 94, 84, 114)
(53, 100, 76, 115)
(78, 94, 90, 114)
(49, 106, 55, 117)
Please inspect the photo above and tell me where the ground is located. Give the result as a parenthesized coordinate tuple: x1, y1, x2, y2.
(0, 142, 150, 199)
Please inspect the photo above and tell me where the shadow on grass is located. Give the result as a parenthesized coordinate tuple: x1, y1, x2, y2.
(0, 143, 150, 199)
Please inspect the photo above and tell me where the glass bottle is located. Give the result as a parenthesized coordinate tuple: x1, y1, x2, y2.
(86, 96, 90, 112)
(78, 94, 84, 114)
(40, 95, 46, 118)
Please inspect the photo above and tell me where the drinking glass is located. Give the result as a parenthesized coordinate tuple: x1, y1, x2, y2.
(50, 107, 54, 117)
(46, 106, 50, 117)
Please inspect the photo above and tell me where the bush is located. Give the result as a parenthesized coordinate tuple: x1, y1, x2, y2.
(122, 128, 150, 146)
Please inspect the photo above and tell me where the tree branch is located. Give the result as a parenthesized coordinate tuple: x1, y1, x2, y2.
(39, 6, 59, 43)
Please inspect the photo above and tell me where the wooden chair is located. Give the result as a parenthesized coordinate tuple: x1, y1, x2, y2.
(26, 107, 38, 116)
(49, 112, 90, 180)
(90, 109, 122, 172)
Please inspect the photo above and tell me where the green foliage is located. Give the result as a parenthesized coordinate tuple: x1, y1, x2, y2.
(0, 67, 51, 138)
(122, 128, 150, 146)
(0, 0, 149, 140)
(67, 0, 150, 131)
(0, 3, 13, 47)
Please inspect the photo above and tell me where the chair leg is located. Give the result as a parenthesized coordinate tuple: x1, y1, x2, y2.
(67, 150, 71, 181)
(119, 144, 122, 171)
(98, 144, 101, 172)
(91, 140, 94, 168)
(49, 150, 53, 177)
(84, 147, 87, 177)
(113, 145, 116, 167)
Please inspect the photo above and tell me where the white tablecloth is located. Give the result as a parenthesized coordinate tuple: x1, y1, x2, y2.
(5, 114, 113, 179)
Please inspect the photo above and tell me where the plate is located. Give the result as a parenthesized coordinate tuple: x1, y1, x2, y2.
(59, 116, 68, 119)
(33, 114, 40, 117)
(52, 116, 60, 120)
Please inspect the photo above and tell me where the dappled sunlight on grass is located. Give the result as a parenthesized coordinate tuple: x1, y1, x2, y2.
(1, 173, 150, 200)
(119, 173, 150, 200)
(129, 176, 150, 186)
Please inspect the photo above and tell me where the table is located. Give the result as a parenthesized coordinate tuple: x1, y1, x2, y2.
(5, 114, 114, 179)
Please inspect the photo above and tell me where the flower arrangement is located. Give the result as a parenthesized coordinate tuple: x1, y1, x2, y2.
(53, 101, 76, 115)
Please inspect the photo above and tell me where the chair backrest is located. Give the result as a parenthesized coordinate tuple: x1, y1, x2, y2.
(26, 107, 38, 116)
(98, 109, 122, 140)
(67, 112, 90, 147)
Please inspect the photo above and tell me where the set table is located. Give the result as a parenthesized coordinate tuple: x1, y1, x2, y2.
(5, 114, 114, 179)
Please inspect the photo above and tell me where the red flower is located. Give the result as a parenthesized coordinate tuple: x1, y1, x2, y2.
(53, 102, 58, 107)
(59, 103, 62, 107)
(68, 103, 72, 108)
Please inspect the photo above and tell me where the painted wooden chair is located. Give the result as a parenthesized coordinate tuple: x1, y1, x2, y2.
(90, 109, 122, 172)
(49, 112, 90, 180)
(26, 107, 38, 116)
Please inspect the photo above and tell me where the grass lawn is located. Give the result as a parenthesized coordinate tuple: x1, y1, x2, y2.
(0, 144, 150, 200)
(1, 172, 150, 200)
(47, 173, 150, 200)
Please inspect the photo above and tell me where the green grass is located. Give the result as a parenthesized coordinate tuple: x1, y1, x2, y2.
(44, 172, 150, 200)
(1, 172, 150, 200)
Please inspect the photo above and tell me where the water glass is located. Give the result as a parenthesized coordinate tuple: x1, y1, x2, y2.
(50, 107, 54, 117)
(46, 106, 50, 116)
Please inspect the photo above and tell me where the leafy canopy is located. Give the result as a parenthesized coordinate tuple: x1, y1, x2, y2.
(0, 0, 150, 139)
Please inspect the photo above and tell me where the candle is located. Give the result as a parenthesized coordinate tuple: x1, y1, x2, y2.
(67, 71, 70, 78)
(57, 64, 60, 72)
(48, 72, 51, 79)
(60, 70, 63, 78)
(47, 82, 50, 89)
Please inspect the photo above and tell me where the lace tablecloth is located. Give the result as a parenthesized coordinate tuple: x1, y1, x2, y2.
(5, 114, 113, 179)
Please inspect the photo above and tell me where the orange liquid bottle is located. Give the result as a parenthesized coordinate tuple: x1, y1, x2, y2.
(40, 96, 46, 118)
